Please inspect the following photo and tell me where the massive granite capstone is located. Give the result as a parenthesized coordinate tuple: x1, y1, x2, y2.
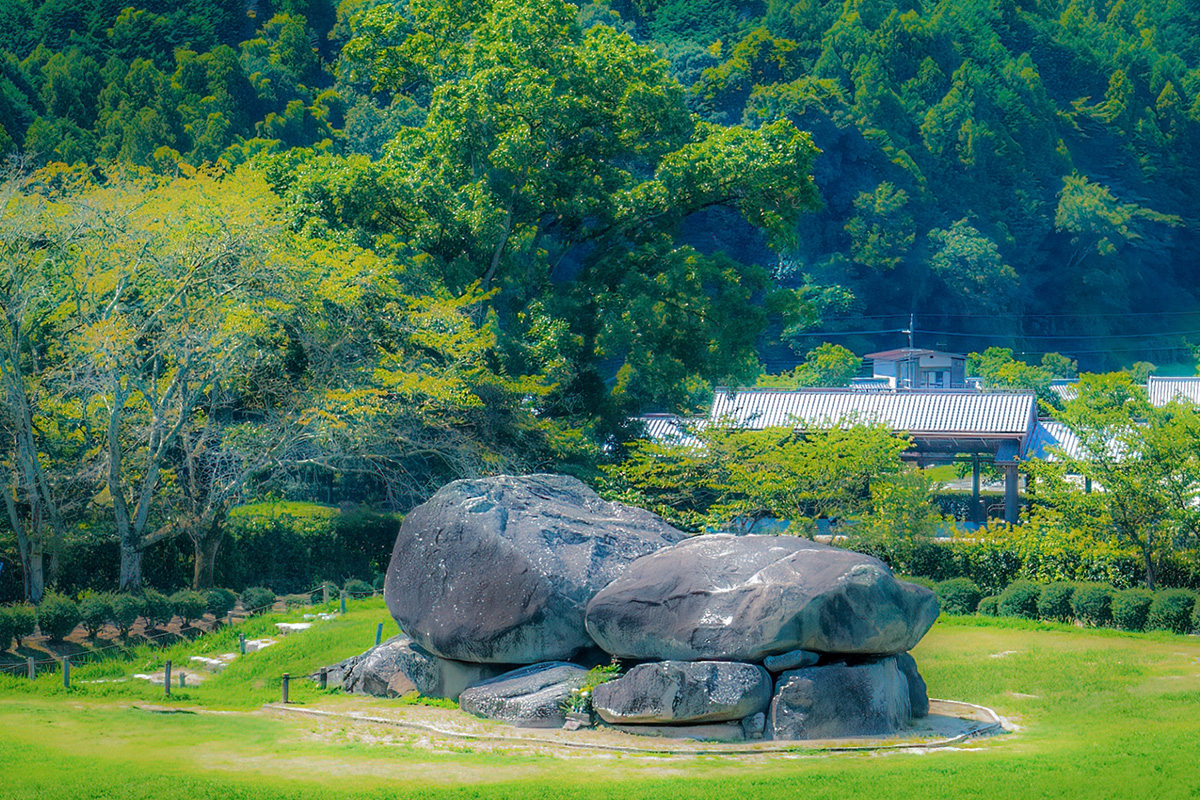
(585, 534, 939, 661)
(384, 474, 688, 664)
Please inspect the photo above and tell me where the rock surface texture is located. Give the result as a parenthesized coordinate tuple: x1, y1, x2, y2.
(385, 474, 687, 664)
(586, 534, 939, 661)
(895, 651, 930, 718)
(338, 636, 507, 700)
(768, 657, 912, 740)
(457, 662, 587, 728)
(591, 661, 771, 724)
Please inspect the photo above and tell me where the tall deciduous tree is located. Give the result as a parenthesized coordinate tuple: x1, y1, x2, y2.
(65, 168, 321, 590)
(297, 0, 821, 413)
(0, 165, 88, 602)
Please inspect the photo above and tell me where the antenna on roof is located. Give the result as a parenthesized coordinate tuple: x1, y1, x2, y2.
(903, 313, 914, 350)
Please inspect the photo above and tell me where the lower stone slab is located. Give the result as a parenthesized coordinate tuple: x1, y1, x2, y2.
(608, 721, 745, 742)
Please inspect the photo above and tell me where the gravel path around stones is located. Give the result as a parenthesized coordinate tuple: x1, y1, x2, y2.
(262, 698, 1007, 757)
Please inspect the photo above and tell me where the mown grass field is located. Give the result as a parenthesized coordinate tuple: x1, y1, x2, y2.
(2, 599, 1199, 799)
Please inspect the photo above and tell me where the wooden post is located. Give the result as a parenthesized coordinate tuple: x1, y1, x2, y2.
(164, 660, 172, 697)
(179, 671, 186, 689)
(318, 667, 328, 690)
(62, 656, 69, 689)
(26, 657, 34, 680)
(281, 673, 290, 704)
(375, 622, 383, 646)
(339, 591, 346, 615)
(322, 585, 330, 605)
(239, 633, 246, 655)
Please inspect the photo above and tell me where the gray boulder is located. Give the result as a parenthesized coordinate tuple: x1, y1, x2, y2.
(585, 534, 938, 661)
(768, 656, 912, 740)
(895, 651, 929, 718)
(458, 662, 588, 728)
(741, 712, 766, 740)
(338, 636, 508, 700)
(592, 661, 771, 724)
(763, 649, 820, 673)
(384, 474, 687, 664)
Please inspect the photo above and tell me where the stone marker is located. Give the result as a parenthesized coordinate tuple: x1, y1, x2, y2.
(384, 474, 687, 664)
(768, 656, 912, 740)
(592, 661, 771, 724)
(586, 534, 939, 661)
(458, 662, 588, 728)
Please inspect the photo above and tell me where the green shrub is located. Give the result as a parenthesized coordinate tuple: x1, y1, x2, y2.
(898, 575, 937, 590)
(112, 594, 144, 638)
(241, 586, 276, 615)
(37, 593, 81, 640)
(372, 574, 386, 592)
(343, 578, 373, 597)
(977, 595, 999, 616)
(142, 589, 173, 628)
(78, 593, 115, 639)
(170, 590, 207, 625)
(1038, 582, 1076, 623)
(935, 578, 983, 615)
(0, 609, 15, 651)
(206, 588, 238, 620)
(8, 603, 35, 641)
(1148, 589, 1196, 634)
(998, 581, 1042, 619)
(1071, 583, 1114, 626)
(1112, 588, 1154, 631)
(1192, 597, 1200, 635)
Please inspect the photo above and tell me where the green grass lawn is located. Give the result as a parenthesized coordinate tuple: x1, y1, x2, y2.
(2, 602, 1200, 799)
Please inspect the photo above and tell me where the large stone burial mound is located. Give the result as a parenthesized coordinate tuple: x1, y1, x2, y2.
(384, 474, 687, 664)
(585, 533, 939, 661)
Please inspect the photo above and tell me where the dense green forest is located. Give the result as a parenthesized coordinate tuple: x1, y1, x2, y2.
(2, 0, 1200, 599)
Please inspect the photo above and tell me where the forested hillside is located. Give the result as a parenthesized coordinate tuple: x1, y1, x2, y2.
(631, 0, 1200, 365)
(2, 0, 1198, 367)
(2, 0, 1200, 596)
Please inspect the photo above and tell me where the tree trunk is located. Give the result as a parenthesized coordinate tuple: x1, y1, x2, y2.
(21, 539, 44, 604)
(1142, 546, 1156, 590)
(118, 538, 143, 593)
(191, 529, 222, 590)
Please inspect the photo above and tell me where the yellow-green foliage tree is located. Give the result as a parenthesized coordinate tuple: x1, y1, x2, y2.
(605, 420, 909, 534)
(1028, 373, 1200, 589)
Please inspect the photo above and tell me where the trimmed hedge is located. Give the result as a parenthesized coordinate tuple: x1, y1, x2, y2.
(343, 578, 373, 597)
(240, 586, 276, 615)
(977, 595, 999, 616)
(1112, 589, 1154, 631)
(8, 604, 35, 641)
(142, 589, 173, 628)
(935, 578, 982, 615)
(79, 593, 115, 638)
(0, 609, 15, 651)
(170, 590, 207, 624)
(1071, 584, 1114, 627)
(112, 594, 144, 637)
(1038, 582, 1076, 623)
(1148, 589, 1196, 634)
(206, 588, 238, 621)
(37, 593, 81, 640)
(998, 581, 1042, 619)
